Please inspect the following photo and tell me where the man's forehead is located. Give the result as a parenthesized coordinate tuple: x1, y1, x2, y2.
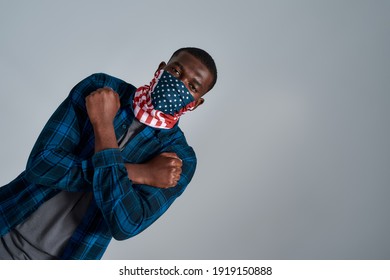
(170, 52, 212, 80)
(170, 51, 198, 65)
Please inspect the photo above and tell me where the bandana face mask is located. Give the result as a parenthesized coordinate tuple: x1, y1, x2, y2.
(133, 69, 196, 129)
(151, 70, 195, 114)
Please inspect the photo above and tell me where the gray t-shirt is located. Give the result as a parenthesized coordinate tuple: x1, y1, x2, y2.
(0, 191, 92, 259)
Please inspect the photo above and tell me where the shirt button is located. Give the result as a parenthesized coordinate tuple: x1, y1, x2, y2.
(122, 124, 127, 129)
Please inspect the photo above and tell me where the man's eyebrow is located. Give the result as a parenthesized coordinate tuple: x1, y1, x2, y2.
(173, 61, 203, 89)
(173, 62, 184, 71)
(192, 77, 202, 88)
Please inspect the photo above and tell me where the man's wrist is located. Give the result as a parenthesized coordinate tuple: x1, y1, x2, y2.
(93, 123, 118, 153)
(92, 120, 115, 132)
(125, 163, 148, 185)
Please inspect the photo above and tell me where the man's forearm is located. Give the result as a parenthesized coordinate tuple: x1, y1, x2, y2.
(125, 153, 183, 188)
(86, 87, 120, 153)
(93, 123, 118, 153)
(125, 163, 147, 185)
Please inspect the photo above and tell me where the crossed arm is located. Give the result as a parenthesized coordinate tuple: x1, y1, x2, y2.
(85, 87, 182, 188)
(24, 73, 195, 240)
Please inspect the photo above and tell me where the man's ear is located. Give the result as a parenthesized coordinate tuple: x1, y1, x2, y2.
(157, 61, 166, 71)
(192, 98, 205, 111)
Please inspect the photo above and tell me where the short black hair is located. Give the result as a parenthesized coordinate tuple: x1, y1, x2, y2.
(171, 47, 218, 92)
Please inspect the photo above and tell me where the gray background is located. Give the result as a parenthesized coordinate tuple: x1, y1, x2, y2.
(0, 0, 389, 259)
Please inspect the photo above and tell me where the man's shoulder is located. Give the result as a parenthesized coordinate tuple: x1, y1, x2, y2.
(69, 73, 137, 107)
(86, 72, 132, 85)
(166, 127, 197, 183)
(84, 73, 137, 92)
(160, 126, 196, 159)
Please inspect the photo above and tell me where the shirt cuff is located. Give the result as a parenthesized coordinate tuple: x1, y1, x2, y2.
(92, 148, 124, 169)
(81, 158, 94, 185)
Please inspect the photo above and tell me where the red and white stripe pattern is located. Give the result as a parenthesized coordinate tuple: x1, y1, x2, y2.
(133, 70, 196, 129)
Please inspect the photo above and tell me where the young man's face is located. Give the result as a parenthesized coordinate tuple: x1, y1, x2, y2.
(158, 51, 214, 103)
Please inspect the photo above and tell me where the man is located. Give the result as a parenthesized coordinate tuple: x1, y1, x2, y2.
(0, 47, 217, 259)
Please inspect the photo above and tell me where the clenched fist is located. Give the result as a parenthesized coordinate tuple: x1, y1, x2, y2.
(144, 152, 183, 188)
(85, 87, 120, 127)
(126, 153, 183, 188)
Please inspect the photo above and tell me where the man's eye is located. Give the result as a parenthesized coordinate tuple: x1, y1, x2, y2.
(189, 83, 197, 92)
(172, 68, 180, 75)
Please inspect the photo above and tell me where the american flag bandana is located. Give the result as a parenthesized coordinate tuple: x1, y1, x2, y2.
(133, 69, 196, 129)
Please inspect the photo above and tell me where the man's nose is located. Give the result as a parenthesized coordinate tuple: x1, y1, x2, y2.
(180, 76, 189, 87)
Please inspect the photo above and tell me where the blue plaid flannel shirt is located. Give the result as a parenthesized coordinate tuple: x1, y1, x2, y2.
(0, 73, 197, 259)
